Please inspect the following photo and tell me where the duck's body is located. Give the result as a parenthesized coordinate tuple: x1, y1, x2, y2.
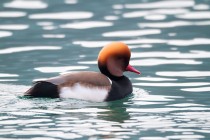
(25, 42, 140, 102)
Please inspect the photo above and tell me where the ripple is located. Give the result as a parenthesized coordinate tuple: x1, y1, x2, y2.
(0, 84, 29, 95)
(140, 137, 168, 140)
(144, 15, 166, 20)
(130, 59, 202, 66)
(78, 61, 97, 64)
(60, 21, 113, 29)
(132, 51, 210, 59)
(193, 4, 209, 10)
(139, 21, 191, 28)
(73, 41, 110, 48)
(102, 29, 161, 37)
(181, 87, 210, 92)
(42, 26, 57, 30)
(65, 0, 78, 4)
(35, 66, 88, 73)
(133, 94, 181, 101)
(64, 108, 109, 113)
(73, 39, 166, 48)
(168, 38, 210, 46)
(133, 82, 210, 87)
(166, 135, 204, 139)
(125, 0, 194, 9)
(37, 22, 53, 26)
(42, 34, 65, 38)
(177, 11, 210, 19)
(104, 15, 119, 20)
(0, 24, 28, 30)
(28, 137, 60, 140)
(0, 46, 61, 54)
(0, 73, 18, 77)
(152, 8, 189, 15)
(135, 77, 177, 81)
(123, 11, 148, 18)
(139, 21, 210, 28)
(29, 12, 93, 20)
(4, 0, 48, 9)
(0, 31, 12, 38)
(9, 111, 41, 116)
(167, 103, 206, 107)
(129, 44, 153, 48)
(156, 71, 210, 77)
(124, 39, 166, 44)
(123, 8, 189, 18)
(30, 109, 64, 115)
(0, 11, 26, 18)
(0, 79, 18, 82)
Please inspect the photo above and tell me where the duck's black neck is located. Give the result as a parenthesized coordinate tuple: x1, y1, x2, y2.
(107, 73, 124, 81)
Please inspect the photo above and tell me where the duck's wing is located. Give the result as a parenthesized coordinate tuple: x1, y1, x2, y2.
(46, 71, 111, 87)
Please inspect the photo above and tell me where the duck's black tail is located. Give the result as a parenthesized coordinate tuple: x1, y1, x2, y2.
(24, 81, 59, 98)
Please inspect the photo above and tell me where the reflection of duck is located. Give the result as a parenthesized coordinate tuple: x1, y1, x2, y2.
(98, 97, 132, 123)
(25, 42, 140, 102)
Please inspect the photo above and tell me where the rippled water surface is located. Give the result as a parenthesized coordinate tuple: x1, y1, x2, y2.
(0, 0, 210, 139)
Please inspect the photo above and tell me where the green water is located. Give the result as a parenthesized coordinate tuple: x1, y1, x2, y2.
(0, 0, 210, 139)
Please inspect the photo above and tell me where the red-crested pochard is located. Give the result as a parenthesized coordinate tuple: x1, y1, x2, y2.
(24, 42, 140, 102)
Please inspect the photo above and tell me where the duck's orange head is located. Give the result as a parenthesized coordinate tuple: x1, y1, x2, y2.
(98, 42, 140, 79)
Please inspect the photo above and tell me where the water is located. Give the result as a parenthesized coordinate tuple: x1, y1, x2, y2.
(0, 0, 210, 139)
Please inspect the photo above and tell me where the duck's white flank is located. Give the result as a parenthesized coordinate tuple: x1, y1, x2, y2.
(59, 83, 109, 102)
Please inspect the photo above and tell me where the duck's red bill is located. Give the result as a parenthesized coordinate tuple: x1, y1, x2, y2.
(126, 64, 141, 74)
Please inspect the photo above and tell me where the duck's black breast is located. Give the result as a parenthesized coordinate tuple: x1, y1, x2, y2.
(105, 76, 132, 101)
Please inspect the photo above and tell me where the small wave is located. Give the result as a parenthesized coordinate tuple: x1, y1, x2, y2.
(168, 38, 210, 46)
(135, 77, 177, 81)
(42, 34, 66, 38)
(29, 12, 93, 20)
(0, 24, 28, 30)
(156, 71, 210, 77)
(0, 46, 61, 54)
(0, 31, 12, 38)
(139, 21, 210, 28)
(130, 59, 202, 66)
(4, 0, 47, 9)
(0, 73, 19, 77)
(181, 87, 210, 92)
(132, 51, 210, 59)
(177, 11, 210, 19)
(133, 82, 210, 87)
(123, 8, 189, 18)
(124, 0, 194, 9)
(60, 21, 113, 29)
(144, 14, 166, 20)
(35, 66, 89, 73)
(0, 11, 26, 18)
(103, 29, 161, 37)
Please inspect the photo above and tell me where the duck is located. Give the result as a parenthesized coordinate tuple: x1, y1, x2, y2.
(24, 42, 140, 102)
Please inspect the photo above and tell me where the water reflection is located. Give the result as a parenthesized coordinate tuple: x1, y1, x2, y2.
(0, 46, 61, 54)
(0, 24, 28, 30)
(60, 21, 113, 29)
(29, 12, 93, 20)
(34, 66, 88, 73)
(0, 11, 26, 17)
(102, 29, 161, 37)
(124, 0, 194, 9)
(0, 31, 12, 38)
(4, 0, 48, 9)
